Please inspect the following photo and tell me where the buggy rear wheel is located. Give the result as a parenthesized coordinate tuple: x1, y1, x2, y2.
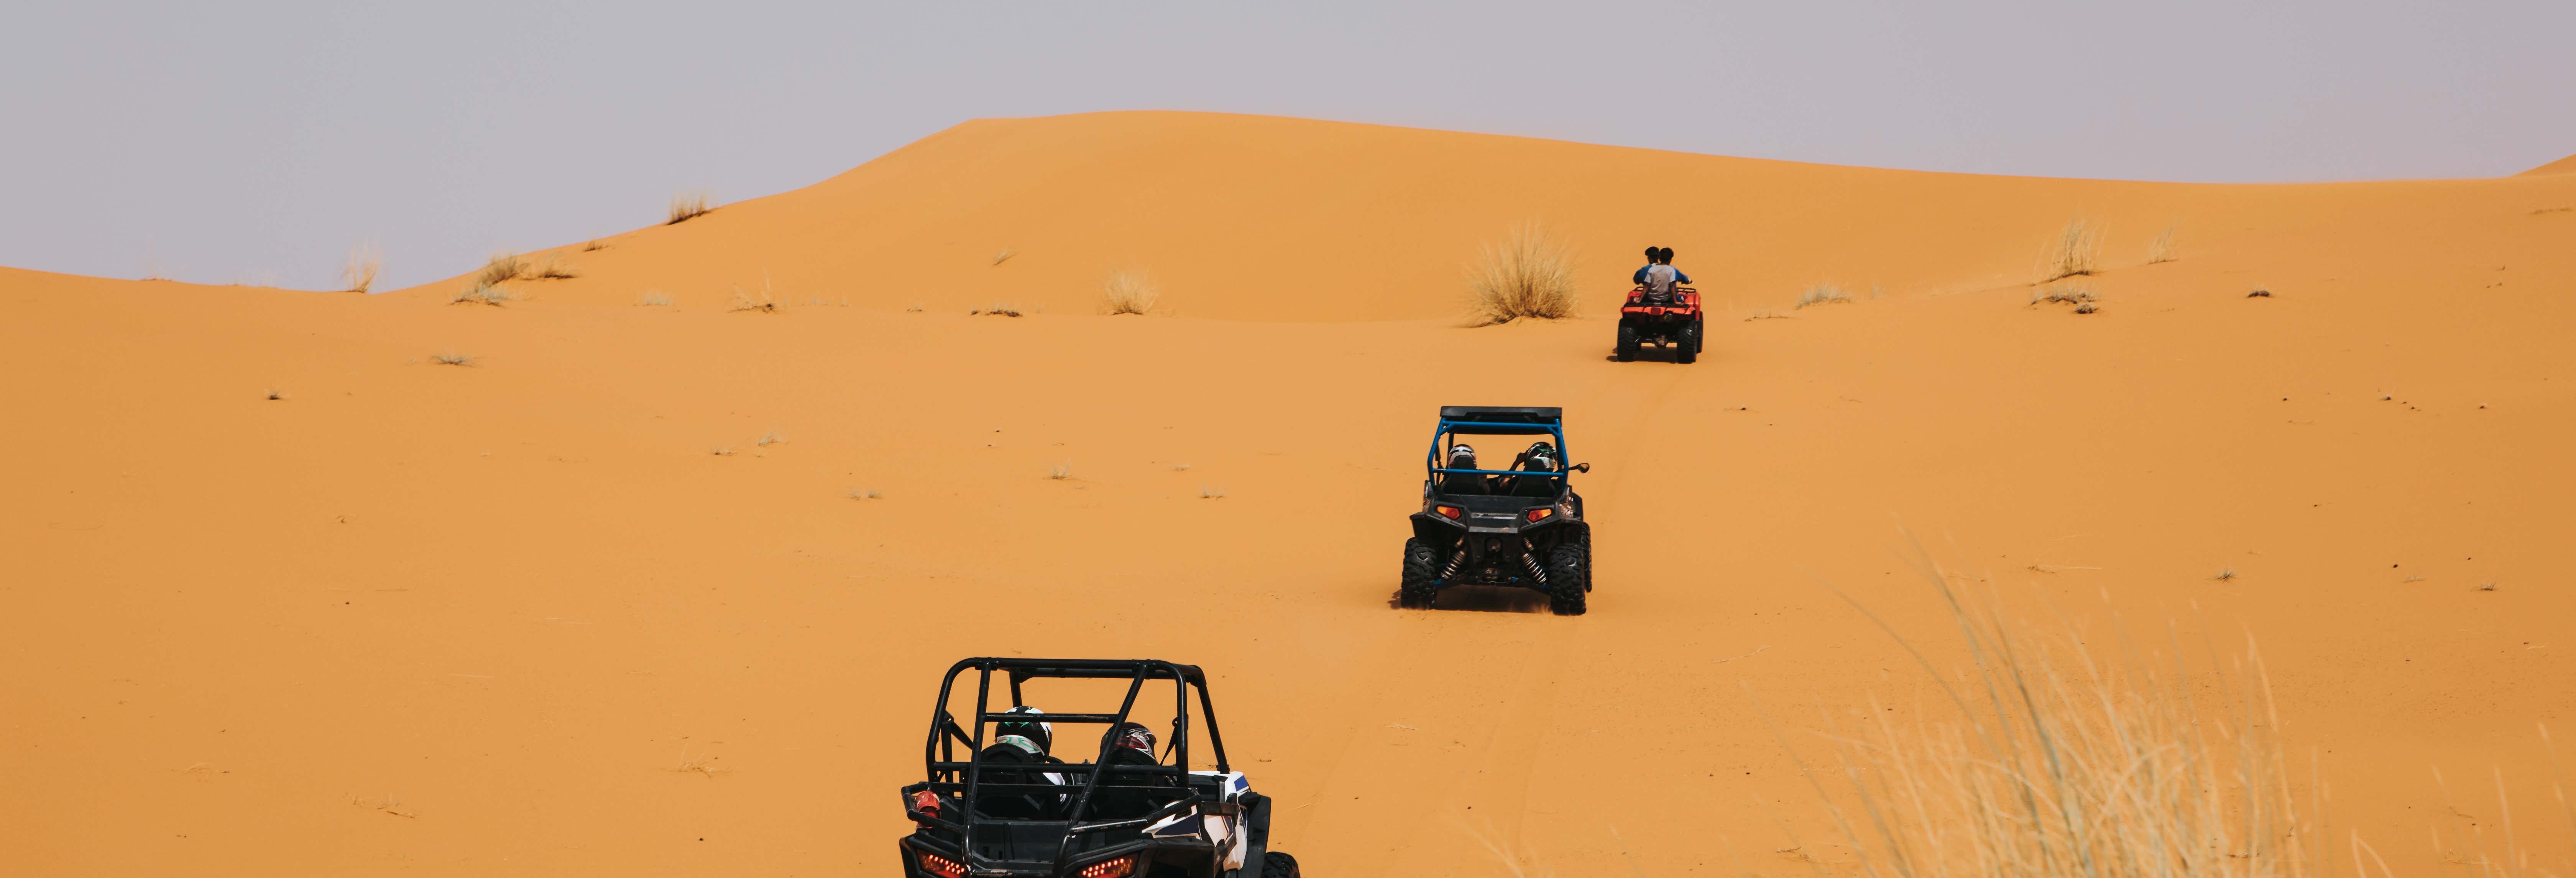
(1399, 537, 1439, 609)
(1261, 852, 1301, 878)
(1546, 542, 1589, 615)
(1675, 321, 1700, 364)
(1615, 324, 1639, 362)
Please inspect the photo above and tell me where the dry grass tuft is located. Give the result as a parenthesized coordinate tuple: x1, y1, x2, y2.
(728, 282, 777, 313)
(756, 430, 785, 447)
(1466, 223, 1579, 324)
(531, 255, 579, 280)
(2215, 567, 2238, 581)
(342, 245, 381, 294)
(430, 351, 473, 366)
(845, 488, 882, 500)
(971, 303, 1023, 317)
(2031, 283, 2097, 308)
(2248, 289, 2272, 298)
(710, 446, 735, 457)
(1783, 554, 2312, 878)
(906, 303, 925, 313)
(582, 239, 608, 252)
(637, 290, 673, 307)
(1046, 463, 1071, 480)
(475, 252, 525, 286)
(1795, 283, 1853, 309)
(1199, 486, 1226, 499)
(452, 282, 512, 306)
(992, 248, 1016, 266)
(265, 389, 287, 401)
(2038, 217, 2104, 282)
(2147, 224, 2180, 264)
(1102, 269, 1160, 315)
(668, 190, 714, 225)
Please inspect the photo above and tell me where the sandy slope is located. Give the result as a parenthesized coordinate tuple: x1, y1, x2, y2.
(5, 113, 2575, 876)
(2521, 152, 2576, 176)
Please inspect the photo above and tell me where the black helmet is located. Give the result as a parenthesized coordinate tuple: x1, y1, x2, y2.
(995, 706, 1052, 755)
(1105, 721, 1157, 757)
(1521, 441, 1558, 471)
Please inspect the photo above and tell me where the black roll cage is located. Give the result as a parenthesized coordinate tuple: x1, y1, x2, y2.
(919, 658, 1230, 839)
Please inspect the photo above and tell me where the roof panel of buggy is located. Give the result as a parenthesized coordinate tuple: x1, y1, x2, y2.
(1436, 406, 1562, 433)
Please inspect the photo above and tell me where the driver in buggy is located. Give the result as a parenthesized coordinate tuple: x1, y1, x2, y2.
(972, 706, 1068, 819)
(1084, 721, 1178, 820)
(1438, 444, 1491, 495)
(1502, 441, 1564, 497)
(1631, 246, 1692, 306)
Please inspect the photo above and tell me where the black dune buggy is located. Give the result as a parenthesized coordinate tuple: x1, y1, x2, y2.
(899, 658, 1299, 878)
(1398, 407, 1593, 615)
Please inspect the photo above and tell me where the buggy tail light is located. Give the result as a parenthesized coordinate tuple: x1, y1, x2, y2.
(919, 852, 968, 878)
(1525, 507, 1553, 522)
(1079, 855, 1137, 878)
(910, 789, 943, 819)
(1435, 505, 1462, 520)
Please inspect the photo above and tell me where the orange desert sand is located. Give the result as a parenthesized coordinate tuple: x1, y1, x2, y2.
(3, 112, 2573, 876)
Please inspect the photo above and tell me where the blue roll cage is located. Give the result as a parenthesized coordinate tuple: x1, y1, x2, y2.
(1426, 418, 1571, 487)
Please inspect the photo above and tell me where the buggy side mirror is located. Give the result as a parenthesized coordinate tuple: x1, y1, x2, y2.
(1571, 462, 1590, 473)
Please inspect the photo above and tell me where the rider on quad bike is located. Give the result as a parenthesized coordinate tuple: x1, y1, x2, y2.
(1618, 246, 1705, 364)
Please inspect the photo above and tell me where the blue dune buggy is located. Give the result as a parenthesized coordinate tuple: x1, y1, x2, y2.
(1399, 406, 1592, 615)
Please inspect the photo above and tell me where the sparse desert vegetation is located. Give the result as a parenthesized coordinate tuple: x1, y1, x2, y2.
(476, 251, 525, 286)
(1101, 269, 1160, 315)
(668, 190, 714, 225)
(2038, 217, 2104, 282)
(844, 488, 882, 500)
(1199, 485, 1226, 499)
(728, 282, 778, 313)
(1046, 463, 1071, 480)
(992, 248, 1015, 266)
(972, 303, 1024, 317)
(429, 351, 473, 366)
(342, 245, 380, 294)
(2147, 223, 2180, 264)
(1794, 282, 1852, 308)
(453, 282, 512, 306)
(531, 255, 579, 279)
(1791, 564, 2308, 878)
(1466, 222, 1579, 324)
(756, 430, 785, 447)
(637, 290, 673, 306)
(2032, 282, 2098, 313)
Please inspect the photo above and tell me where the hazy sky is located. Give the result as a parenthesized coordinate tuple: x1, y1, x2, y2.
(5, 1, 2570, 291)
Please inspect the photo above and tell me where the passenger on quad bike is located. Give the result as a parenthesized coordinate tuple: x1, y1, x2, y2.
(1438, 444, 1492, 495)
(973, 706, 1068, 819)
(1631, 246, 1692, 306)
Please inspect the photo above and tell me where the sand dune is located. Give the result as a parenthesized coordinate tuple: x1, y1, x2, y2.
(6, 112, 2574, 876)
(2520, 152, 2576, 175)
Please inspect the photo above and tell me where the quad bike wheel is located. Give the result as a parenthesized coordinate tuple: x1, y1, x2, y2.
(1546, 542, 1589, 615)
(1675, 321, 1700, 364)
(1261, 852, 1301, 878)
(1399, 537, 1439, 609)
(1615, 324, 1639, 362)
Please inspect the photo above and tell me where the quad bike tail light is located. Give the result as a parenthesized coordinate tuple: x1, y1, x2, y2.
(1525, 507, 1553, 522)
(1079, 855, 1137, 878)
(919, 852, 968, 878)
(1435, 505, 1462, 520)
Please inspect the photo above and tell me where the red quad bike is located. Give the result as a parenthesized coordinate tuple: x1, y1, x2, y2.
(1616, 284, 1704, 364)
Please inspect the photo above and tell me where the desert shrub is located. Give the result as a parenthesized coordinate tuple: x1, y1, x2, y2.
(2038, 218, 2104, 282)
(475, 252, 525, 286)
(1796, 283, 1853, 308)
(1785, 558, 2310, 878)
(342, 245, 381, 294)
(531, 255, 579, 279)
(2031, 284, 2096, 306)
(2147, 224, 2180, 264)
(1101, 269, 1160, 315)
(1466, 223, 1579, 324)
(452, 282, 512, 306)
(668, 190, 713, 225)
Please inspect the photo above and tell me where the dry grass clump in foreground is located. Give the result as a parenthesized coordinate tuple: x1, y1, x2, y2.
(1781, 555, 2312, 878)
(1101, 269, 1160, 315)
(342, 245, 380, 294)
(1796, 283, 1853, 308)
(728, 282, 777, 313)
(668, 190, 713, 225)
(530, 255, 578, 279)
(2039, 217, 2104, 282)
(2032, 283, 2098, 313)
(971, 303, 1023, 317)
(1466, 223, 1579, 324)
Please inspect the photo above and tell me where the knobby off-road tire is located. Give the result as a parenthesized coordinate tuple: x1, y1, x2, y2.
(1261, 852, 1301, 878)
(1615, 324, 1639, 362)
(1675, 321, 1700, 364)
(1546, 542, 1589, 615)
(1399, 537, 1439, 609)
